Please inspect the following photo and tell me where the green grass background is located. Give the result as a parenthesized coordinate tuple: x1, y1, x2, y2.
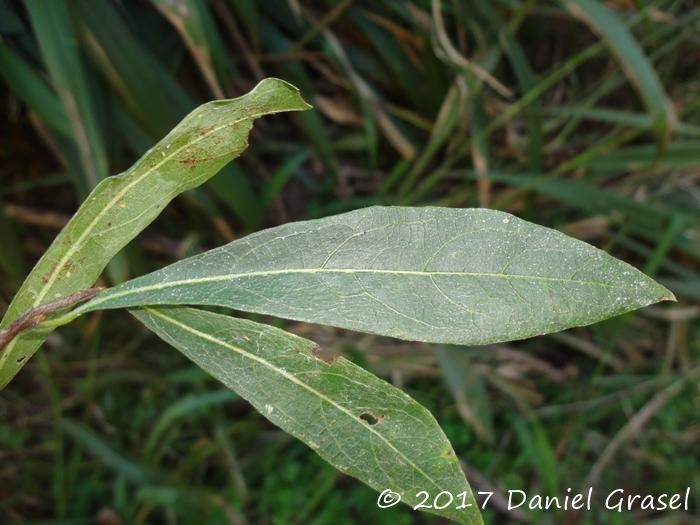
(0, 0, 698, 523)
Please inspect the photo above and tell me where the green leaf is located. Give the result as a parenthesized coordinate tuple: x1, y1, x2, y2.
(144, 390, 238, 460)
(563, 0, 675, 143)
(70, 0, 193, 138)
(0, 78, 311, 389)
(151, 0, 232, 98)
(437, 346, 493, 443)
(61, 419, 150, 484)
(76, 206, 674, 345)
(25, 0, 110, 192)
(472, 171, 700, 262)
(0, 42, 72, 138)
(132, 306, 482, 525)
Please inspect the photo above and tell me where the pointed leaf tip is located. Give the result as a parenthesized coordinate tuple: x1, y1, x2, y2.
(133, 306, 482, 524)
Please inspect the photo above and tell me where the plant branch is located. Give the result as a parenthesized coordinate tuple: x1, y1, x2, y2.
(0, 287, 103, 352)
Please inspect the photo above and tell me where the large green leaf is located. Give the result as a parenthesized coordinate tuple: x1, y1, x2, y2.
(73, 206, 673, 344)
(132, 306, 482, 525)
(0, 78, 311, 388)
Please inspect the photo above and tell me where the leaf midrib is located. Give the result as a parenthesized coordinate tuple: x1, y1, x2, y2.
(142, 306, 448, 494)
(32, 103, 277, 307)
(87, 266, 620, 310)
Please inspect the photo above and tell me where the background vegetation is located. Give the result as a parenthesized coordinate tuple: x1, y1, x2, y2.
(1, 0, 698, 523)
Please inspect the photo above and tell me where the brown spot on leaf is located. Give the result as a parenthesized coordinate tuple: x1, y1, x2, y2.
(60, 261, 76, 276)
(42, 263, 58, 284)
(441, 446, 458, 462)
(198, 125, 215, 136)
(310, 343, 339, 364)
(179, 156, 199, 168)
(179, 154, 215, 168)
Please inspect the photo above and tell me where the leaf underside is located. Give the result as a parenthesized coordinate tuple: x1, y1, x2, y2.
(0, 78, 310, 388)
(133, 306, 482, 525)
(82, 206, 674, 345)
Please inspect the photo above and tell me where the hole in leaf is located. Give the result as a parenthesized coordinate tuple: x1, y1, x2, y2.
(16, 356, 26, 364)
(359, 412, 383, 425)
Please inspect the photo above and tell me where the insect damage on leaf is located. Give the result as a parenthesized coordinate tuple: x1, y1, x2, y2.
(359, 412, 385, 425)
(0, 78, 311, 389)
(309, 342, 340, 364)
(132, 306, 483, 524)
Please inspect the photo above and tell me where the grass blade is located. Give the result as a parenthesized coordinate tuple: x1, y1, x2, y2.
(563, 0, 675, 143)
(151, 0, 231, 98)
(71, 0, 193, 138)
(0, 43, 71, 138)
(24, 0, 110, 192)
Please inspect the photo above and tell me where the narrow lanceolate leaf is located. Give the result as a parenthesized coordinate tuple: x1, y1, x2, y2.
(0, 42, 71, 138)
(0, 78, 310, 389)
(77, 207, 674, 345)
(25, 0, 110, 192)
(563, 0, 676, 143)
(133, 306, 482, 525)
(151, 0, 230, 98)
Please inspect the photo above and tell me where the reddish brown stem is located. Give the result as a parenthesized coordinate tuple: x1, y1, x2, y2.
(0, 287, 103, 352)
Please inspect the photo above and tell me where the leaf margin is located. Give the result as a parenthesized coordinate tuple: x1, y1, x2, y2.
(131, 304, 483, 525)
(0, 77, 311, 388)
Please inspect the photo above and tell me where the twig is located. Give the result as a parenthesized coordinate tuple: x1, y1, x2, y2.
(0, 287, 103, 351)
(4, 204, 185, 259)
(4, 203, 70, 230)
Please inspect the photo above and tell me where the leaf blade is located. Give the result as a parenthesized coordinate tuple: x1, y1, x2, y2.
(0, 78, 311, 388)
(79, 206, 673, 345)
(132, 306, 482, 525)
